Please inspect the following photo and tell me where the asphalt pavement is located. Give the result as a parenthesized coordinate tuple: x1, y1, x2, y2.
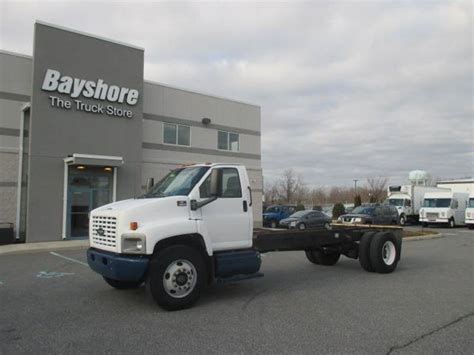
(0, 226, 473, 354)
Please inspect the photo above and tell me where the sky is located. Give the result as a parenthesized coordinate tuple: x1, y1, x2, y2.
(1, 0, 472, 188)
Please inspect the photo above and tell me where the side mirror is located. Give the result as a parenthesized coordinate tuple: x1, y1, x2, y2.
(209, 169, 220, 197)
(146, 177, 154, 191)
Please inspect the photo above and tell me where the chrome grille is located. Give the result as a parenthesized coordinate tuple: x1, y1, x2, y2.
(91, 216, 117, 248)
(426, 212, 438, 220)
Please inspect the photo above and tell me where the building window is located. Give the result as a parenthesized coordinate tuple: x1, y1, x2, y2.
(218, 131, 239, 151)
(163, 123, 190, 146)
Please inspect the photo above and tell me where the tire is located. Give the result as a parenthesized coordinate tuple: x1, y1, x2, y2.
(103, 277, 143, 290)
(399, 215, 406, 226)
(306, 249, 340, 266)
(449, 218, 455, 228)
(468, 225, 474, 230)
(271, 220, 277, 228)
(422, 222, 428, 228)
(298, 223, 306, 230)
(358, 232, 376, 272)
(369, 232, 400, 274)
(147, 245, 206, 311)
(305, 250, 318, 264)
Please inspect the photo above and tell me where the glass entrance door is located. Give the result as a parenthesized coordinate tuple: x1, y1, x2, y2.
(67, 166, 113, 238)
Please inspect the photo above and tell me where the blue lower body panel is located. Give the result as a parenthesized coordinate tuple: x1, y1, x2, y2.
(87, 248, 149, 282)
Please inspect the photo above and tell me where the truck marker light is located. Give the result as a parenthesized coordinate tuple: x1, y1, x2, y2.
(130, 222, 138, 230)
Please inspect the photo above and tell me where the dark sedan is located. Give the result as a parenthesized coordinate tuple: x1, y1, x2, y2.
(338, 205, 399, 225)
(279, 210, 332, 230)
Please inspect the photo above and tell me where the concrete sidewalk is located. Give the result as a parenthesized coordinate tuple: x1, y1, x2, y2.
(0, 239, 89, 255)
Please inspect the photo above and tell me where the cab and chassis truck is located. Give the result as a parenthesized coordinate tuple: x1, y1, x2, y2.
(87, 164, 403, 311)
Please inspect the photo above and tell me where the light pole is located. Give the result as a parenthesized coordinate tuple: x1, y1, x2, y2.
(353, 179, 358, 196)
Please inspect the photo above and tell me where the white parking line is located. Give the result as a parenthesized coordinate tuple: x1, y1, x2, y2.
(50, 251, 88, 267)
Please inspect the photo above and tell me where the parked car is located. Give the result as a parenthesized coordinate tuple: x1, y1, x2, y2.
(338, 205, 399, 225)
(263, 205, 297, 228)
(280, 210, 332, 230)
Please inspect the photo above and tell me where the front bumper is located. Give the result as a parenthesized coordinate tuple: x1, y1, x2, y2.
(419, 218, 449, 224)
(87, 248, 149, 282)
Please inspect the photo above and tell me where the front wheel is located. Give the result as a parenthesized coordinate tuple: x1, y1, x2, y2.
(449, 218, 455, 228)
(298, 223, 306, 230)
(271, 220, 278, 228)
(103, 277, 143, 290)
(399, 215, 406, 226)
(147, 245, 206, 311)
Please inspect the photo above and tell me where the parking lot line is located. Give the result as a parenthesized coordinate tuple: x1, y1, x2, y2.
(50, 251, 88, 267)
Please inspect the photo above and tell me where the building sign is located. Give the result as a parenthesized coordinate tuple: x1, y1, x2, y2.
(41, 69, 139, 118)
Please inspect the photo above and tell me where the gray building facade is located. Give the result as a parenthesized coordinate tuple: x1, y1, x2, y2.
(0, 22, 262, 243)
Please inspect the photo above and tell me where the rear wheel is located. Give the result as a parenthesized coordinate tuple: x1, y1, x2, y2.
(305, 249, 340, 266)
(271, 220, 277, 228)
(147, 245, 206, 311)
(103, 277, 143, 290)
(468, 225, 474, 230)
(358, 232, 376, 272)
(369, 232, 400, 274)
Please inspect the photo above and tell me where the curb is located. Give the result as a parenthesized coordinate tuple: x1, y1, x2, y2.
(0, 240, 89, 256)
(403, 232, 443, 242)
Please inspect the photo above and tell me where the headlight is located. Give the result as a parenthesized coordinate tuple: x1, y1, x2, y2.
(337, 217, 342, 221)
(121, 233, 147, 254)
(354, 218, 362, 223)
(290, 221, 296, 227)
(440, 212, 446, 217)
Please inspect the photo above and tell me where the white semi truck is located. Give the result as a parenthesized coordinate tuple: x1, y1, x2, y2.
(87, 163, 403, 310)
(385, 185, 446, 225)
(464, 194, 474, 229)
(419, 191, 469, 228)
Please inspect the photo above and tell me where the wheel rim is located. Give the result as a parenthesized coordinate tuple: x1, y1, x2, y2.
(450, 219, 455, 228)
(400, 217, 405, 225)
(382, 241, 396, 265)
(299, 223, 305, 230)
(271, 221, 276, 228)
(163, 259, 197, 298)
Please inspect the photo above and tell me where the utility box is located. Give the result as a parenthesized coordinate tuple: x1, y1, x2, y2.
(0, 223, 15, 245)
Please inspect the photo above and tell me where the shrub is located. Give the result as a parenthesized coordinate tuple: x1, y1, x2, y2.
(296, 204, 305, 211)
(332, 203, 346, 219)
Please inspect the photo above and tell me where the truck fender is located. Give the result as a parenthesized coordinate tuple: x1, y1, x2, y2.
(141, 219, 213, 256)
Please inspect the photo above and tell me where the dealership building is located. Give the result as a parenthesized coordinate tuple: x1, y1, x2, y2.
(0, 21, 262, 243)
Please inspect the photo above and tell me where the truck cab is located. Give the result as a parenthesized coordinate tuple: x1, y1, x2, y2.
(419, 191, 469, 228)
(465, 194, 474, 229)
(87, 163, 259, 310)
(385, 194, 412, 225)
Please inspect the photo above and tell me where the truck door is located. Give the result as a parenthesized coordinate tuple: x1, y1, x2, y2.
(197, 167, 251, 250)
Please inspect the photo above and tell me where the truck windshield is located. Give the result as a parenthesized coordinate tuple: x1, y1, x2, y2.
(386, 199, 404, 207)
(469, 199, 474, 208)
(141, 167, 209, 198)
(423, 198, 451, 208)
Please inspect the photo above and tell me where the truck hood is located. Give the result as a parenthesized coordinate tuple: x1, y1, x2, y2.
(91, 196, 192, 226)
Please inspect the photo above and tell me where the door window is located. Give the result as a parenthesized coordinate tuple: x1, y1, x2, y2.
(199, 168, 242, 199)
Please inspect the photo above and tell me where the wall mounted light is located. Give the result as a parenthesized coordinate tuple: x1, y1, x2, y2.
(104, 167, 113, 172)
(202, 117, 211, 125)
(77, 165, 85, 170)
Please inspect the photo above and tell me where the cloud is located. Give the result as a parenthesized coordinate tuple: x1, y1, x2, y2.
(1, 0, 472, 187)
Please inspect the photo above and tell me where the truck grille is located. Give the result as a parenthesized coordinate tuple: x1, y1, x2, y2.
(91, 216, 117, 248)
(426, 212, 438, 220)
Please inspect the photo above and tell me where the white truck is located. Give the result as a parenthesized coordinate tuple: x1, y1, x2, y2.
(465, 193, 474, 229)
(419, 191, 469, 228)
(87, 163, 403, 310)
(385, 185, 446, 225)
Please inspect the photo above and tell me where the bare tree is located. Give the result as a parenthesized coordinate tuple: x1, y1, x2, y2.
(279, 169, 302, 203)
(264, 181, 281, 205)
(366, 177, 389, 202)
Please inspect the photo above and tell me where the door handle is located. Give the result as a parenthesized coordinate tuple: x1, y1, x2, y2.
(243, 200, 248, 212)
